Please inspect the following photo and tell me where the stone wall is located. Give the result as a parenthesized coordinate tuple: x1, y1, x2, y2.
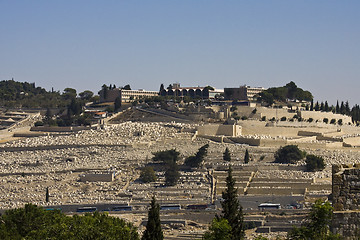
(332, 164, 360, 239)
(197, 124, 242, 137)
(79, 172, 116, 182)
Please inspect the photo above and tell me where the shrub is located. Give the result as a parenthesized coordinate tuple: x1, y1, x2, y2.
(330, 119, 336, 124)
(323, 118, 328, 124)
(261, 116, 266, 121)
(280, 117, 287, 121)
(34, 121, 44, 127)
(308, 118, 313, 123)
(252, 108, 257, 114)
(241, 116, 248, 120)
(274, 145, 306, 164)
(337, 119, 343, 125)
(306, 154, 325, 172)
(140, 167, 157, 183)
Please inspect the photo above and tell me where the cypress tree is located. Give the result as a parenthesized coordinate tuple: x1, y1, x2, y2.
(45, 187, 49, 202)
(223, 147, 231, 162)
(244, 149, 249, 164)
(324, 101, 329, 112)
(221, 166, 245, 240)
(310, 99, 314, 111)
(142, 196, 163, 240)
(336, 100, 340, 113)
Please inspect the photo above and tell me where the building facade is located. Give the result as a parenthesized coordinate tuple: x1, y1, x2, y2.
(224, 85, 266, 101)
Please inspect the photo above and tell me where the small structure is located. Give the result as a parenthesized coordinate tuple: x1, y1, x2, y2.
(79, 171, 117, 182)
(197, 123, 242, 137)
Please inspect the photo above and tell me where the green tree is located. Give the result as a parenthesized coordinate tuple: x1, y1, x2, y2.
(203, 218, 232, 240)
(140, 166, 157, 183)
(142, 196, 163, 240)
(274, 145, 306, 164)
(79, 90, 94, 101)
(244, 149, 249, 164)
(152, 149, 180, 166)
(306, 155, 325, 172)
(45, 187, 49, 202)
(223, 147, 231, 162)
(165, 161, 180, 186)
(122, 84, 131, 90)
(287, 200, 340, 240)
(0, 204, 139, 240)
(221, 166, 245, 240)
(184, 144, 209, 168)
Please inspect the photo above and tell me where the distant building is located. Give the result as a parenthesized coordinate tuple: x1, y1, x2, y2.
(224, 85, 266, 102)
(99, 88, 158, 103)
(160, 83, 223, 99)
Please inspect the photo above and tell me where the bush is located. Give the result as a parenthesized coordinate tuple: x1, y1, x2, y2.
(305, 154, 325, 172)
(241, 116, 248, 120)
(337, 119, 343, 125)
(330, 119, 336, 124)
(323, 118, 329, 124)
(308, 118, 313, 123)
(140, 167, 157, 183)
(261, 116, 266, 121)
(280, 117, 287, 121)
(34, 121, 44, 127)
(252, 108, 257, 114)
(274, 145, 306, 164)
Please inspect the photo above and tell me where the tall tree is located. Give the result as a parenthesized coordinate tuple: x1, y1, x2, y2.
(244, 149, 249, 164)
(336, 100, 340, 113)
(221, 166, 244, 240)
(45, 187, 49, 202)
(203, 218, 232, 240)
(223, 147, 231, 162)
(314, 101, 320, 111)
(142, 196, 163, 240)
(324, 101, 329, 112)
(184, 144, 209, 168)
(310, 99, 314, 111)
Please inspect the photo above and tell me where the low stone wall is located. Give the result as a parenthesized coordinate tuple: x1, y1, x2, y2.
(246, 187, 305, 195)
(79, 172, 116, 182)
(252, 178, 312, 183)
(197, 124, 242, 137)
(31, 126, 96, 132)
(332, 211, 360, 239)
(228, 137, 261, 146)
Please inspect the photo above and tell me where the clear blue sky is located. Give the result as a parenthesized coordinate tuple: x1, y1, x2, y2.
(1, 0, 359, 105)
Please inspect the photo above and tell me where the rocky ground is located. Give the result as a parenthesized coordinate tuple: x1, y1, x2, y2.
(1, 116, 360, 239)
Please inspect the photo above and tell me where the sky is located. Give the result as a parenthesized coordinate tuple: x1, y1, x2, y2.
(0, 0, 359, 105)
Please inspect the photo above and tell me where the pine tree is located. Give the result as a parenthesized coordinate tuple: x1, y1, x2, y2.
(244, 149, 249, 164)
(142, 196, 163, 240)
(310, 99, 314, 111)
(221, 166, 244, 240)
(223, 147, 231, 162)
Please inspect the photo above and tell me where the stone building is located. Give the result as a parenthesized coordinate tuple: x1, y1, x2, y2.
(224, 85, 266, 102)
(332, 164, 360, 239)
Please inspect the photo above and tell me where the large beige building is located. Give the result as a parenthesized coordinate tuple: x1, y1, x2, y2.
(99, 88, 158, 103)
